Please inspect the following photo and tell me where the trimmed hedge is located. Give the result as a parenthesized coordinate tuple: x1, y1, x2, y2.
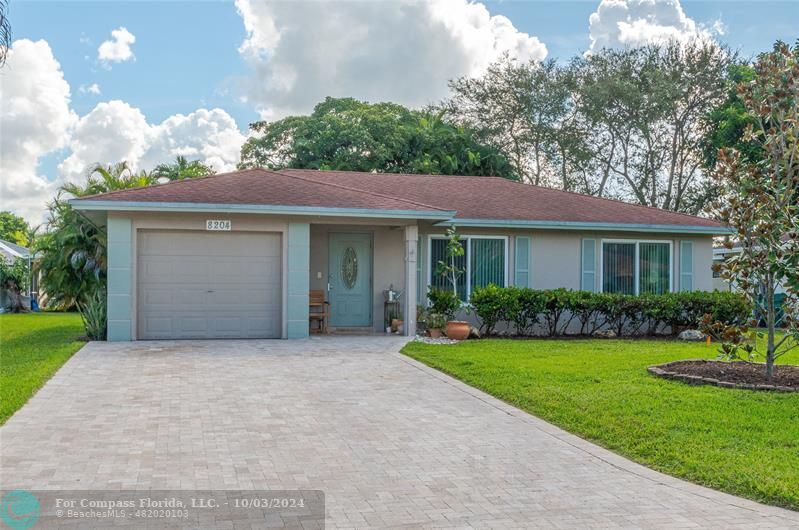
(469, 286, 751, 337)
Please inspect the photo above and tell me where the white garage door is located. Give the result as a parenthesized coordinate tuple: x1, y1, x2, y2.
(137, 230, 282, 339)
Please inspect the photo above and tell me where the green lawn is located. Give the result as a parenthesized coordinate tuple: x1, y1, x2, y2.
(402, 337, 799, 510)
(0, 313, 85, 425)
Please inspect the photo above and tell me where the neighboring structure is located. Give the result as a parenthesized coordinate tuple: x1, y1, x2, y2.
(0, 238, 34, 311)
(70, 169, 729, 341)
(713, 244, 788, 323)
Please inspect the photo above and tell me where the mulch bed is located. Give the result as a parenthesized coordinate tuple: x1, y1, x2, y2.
(649, 360, 799, 392)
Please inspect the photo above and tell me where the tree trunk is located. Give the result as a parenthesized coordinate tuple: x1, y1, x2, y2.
(5, 281, 25, 313)
(765, 280, 776, 380)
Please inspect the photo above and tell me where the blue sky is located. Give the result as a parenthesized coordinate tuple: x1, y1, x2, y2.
(3, 0, 798, 222)
(12, 1, 796, 128)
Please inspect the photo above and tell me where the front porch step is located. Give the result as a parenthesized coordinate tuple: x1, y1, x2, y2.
(329, 327, 379, 336)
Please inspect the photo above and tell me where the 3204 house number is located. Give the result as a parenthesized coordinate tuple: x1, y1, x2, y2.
(206, 220, 231, 231)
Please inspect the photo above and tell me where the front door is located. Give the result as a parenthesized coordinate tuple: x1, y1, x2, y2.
(328, 233, 372, 327)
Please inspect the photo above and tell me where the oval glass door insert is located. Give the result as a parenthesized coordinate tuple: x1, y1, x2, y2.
(342, 247, 358, 289)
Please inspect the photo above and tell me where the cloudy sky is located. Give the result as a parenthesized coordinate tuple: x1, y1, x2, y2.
(1, 0, 796, 223)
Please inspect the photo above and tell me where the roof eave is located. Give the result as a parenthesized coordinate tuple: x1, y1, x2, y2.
(69, 199, 456, 221)
(434, 218, 731, 235)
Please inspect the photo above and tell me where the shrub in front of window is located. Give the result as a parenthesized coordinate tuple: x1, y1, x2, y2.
(470, 284, 510, 336)
(571, 290, 605, 335)
(466, 287, 751, 338)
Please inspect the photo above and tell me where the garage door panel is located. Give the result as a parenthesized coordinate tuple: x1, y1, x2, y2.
(137, 230, 282, 339)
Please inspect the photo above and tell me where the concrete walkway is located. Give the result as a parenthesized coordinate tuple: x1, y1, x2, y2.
(1, 337, 797, 528)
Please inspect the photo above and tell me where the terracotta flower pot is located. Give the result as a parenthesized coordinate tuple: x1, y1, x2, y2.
(428, 328, 443, 338)
(446, 320, 470, 340)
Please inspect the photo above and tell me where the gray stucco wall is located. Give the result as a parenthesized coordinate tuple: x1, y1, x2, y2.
(286, 222, 310, 339)
(416, 224, 715, 298)
(102, 209, 716, 341)
(107, 217, 133, 341)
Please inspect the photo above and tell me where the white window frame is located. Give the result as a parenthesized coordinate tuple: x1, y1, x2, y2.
(599, 239, 674, 295)
(427, 234, 509, 303)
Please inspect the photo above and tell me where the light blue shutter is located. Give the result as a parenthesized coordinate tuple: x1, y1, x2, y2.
(581, 239, 596, 292)
(680, 241, 694, 292)
(515, 236, 531, 287)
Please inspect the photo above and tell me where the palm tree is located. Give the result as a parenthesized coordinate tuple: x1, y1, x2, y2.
(0, 0, 11, 67)
(150, 156, 215, 181)
(62, 161, 155, 198)
(37, 161, 152, 310)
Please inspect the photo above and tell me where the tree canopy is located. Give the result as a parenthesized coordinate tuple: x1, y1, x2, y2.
(0, 211, 31, 246)
(708, 41, 799, 378)
(238, 97, 516, 179)
(444, 42, 737, 213)
(151, 156, 215, 181)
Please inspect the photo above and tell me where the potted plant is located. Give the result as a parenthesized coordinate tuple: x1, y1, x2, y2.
(388, 309, 403, 334)
(434, 226, 470, 340)
(426, 312, 447, 338)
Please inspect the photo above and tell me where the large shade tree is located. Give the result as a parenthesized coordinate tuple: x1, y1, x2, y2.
(238, 97, 516, 179)
(444, 41, 737, 213)
(708, 41, 799, 379)
(446, 57, 591, 191)
(0, 211, 32, 246)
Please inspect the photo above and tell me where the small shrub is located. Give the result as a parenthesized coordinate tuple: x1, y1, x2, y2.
(427, 287, 461, 321)
(571, 290, 604, 335)
(77, 290, 107, 340)
(470, 284, 507, 335)
(510, 287, 546, 336)
(427, 312, 447, 330)
(542, 288, 575, 336)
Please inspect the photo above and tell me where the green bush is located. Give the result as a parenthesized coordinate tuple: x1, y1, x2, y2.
(470, 284, 507, 335)
(466, 287, 751, 338)
(510, 287, 547, 336)
(77, 289, 107, 340)
(427, 287, 461, 321)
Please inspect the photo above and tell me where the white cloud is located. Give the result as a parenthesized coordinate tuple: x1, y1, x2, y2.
(59, 103, 246, 182)
(0, 39, 78, 223)
(97, 27, 136, 64)
(1, 38, 247, 223)
(58, 101, 150, 181)
(79, 83, 102, 95)
(588, 0, 720, 52)
(235, 0, 547, 119)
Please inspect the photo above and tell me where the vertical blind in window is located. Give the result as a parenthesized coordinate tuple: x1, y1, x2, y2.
(428, 237, 506, 301)
(430, 237, 468, 301)
(602, 242, 636, 295)
(471, 238, 505, 290)
(639, 242, 670, 294)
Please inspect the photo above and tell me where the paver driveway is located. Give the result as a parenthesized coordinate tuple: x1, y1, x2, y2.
(2, 337, 798, 529)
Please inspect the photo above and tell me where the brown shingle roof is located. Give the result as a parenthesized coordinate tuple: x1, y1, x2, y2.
(281, 169, 721, 228)
(73, 168, 722, 229)
(76, 168, 449, 214)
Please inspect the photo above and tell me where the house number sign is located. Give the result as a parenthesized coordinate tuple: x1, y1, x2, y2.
(206, 220, 232, 231)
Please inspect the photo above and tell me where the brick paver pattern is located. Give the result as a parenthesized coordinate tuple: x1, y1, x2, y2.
(2, 337, 797, 529)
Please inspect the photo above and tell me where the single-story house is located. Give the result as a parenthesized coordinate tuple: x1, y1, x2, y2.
(70, 169, 728, 341)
